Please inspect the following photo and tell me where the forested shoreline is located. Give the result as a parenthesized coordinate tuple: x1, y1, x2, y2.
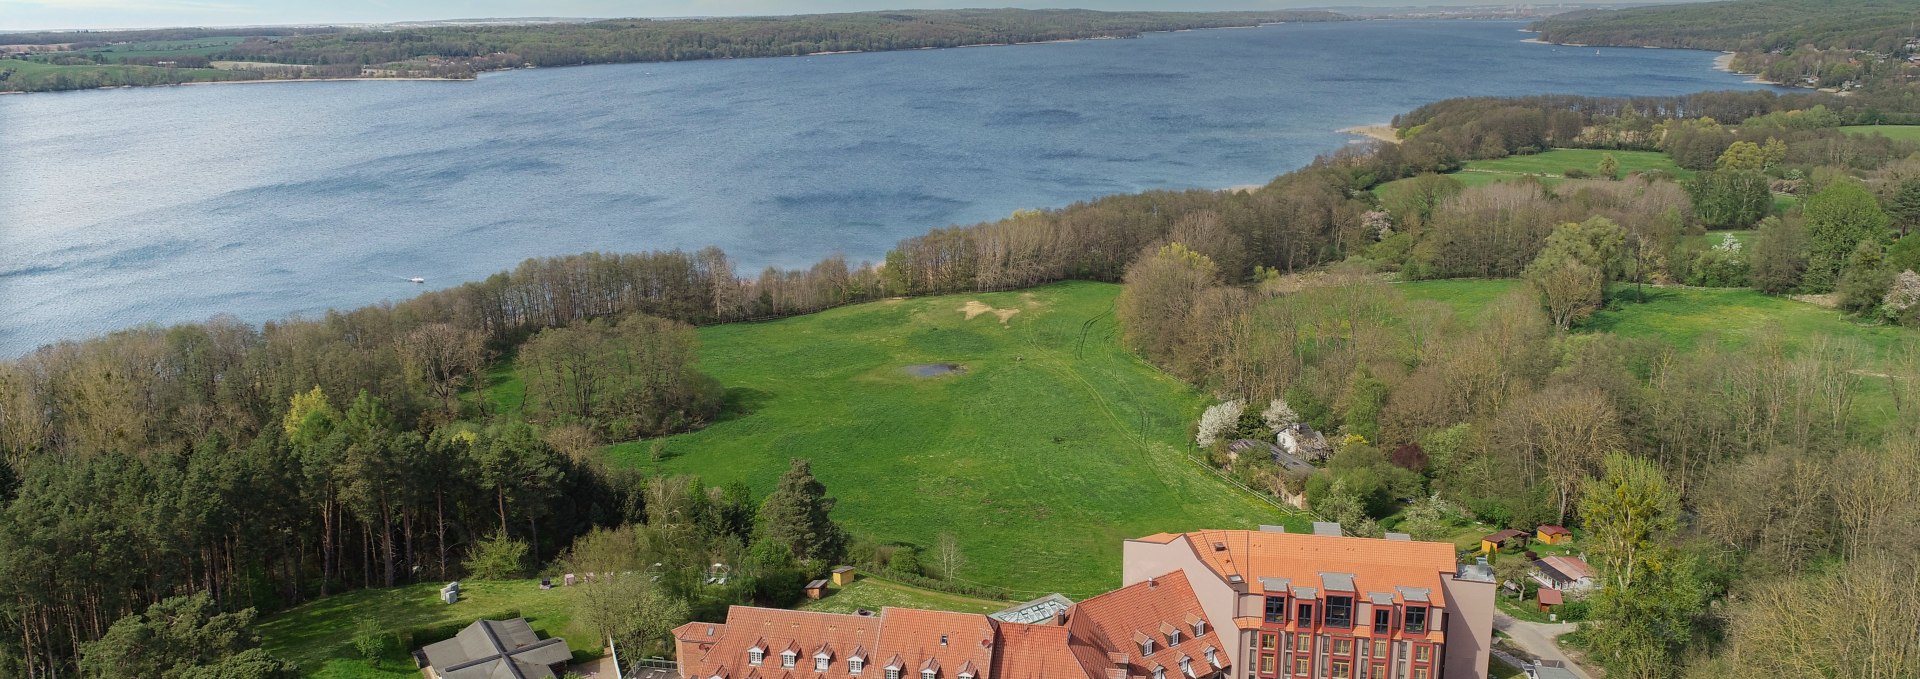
(6, 61, 1920, 678)
(0, 8, 1345, 92)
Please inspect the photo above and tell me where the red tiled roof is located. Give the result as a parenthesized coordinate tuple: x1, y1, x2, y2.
(1536, 588, 1563, 606)
(991, 623, 1091, 679)
(1536, 525, 1571, 536)
(683, 607, 882, 679)
(1062, 571, 1229, 679)
(1484, 529, 1527, 543)
(878, 608, 996, 679)
(1158, 530, 1457, 607)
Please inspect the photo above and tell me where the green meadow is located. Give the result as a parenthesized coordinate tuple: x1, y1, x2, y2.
(1839, 125, 1920, 143)
(1459, 148, 1689, 180)
(257, 579, 591, 679)
(801, 575, 1006, 615)
(588, 281, 1305, 599)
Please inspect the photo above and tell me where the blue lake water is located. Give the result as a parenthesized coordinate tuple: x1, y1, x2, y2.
(0, 20, 1778, 355)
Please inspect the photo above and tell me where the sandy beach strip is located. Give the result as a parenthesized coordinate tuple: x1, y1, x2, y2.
(1339, 125, 1399, 144)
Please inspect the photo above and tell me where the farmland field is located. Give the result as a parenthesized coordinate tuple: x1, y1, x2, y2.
(583, 281, 1306, 599)
(1839, 125, 1920, 143)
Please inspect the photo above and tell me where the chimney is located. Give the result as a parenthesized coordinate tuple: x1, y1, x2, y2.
(1148, 577, 1158, 588)
(1054, 611, 1068, 626)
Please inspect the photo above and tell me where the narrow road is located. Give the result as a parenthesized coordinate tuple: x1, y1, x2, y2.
(1494, 613, 1595, 679)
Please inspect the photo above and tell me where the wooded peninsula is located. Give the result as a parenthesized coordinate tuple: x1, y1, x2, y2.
(0, 8, 1345, 93)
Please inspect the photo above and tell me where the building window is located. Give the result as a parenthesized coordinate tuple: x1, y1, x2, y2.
(887, 668, 901, 679)
(1259, 655, 1275, 675)
(1411, 670, 1427, 679)
(1414, 646, 1430, 663)
(818, 658, 830, 671)
(1293, 635, 1311, 653)
(1370, 664, 1385, 679)
(1181, 658, 1194, 677)
(1264, 597, 1287, 624)
(1372, 609, 1390, 635)
(1332, 639, 1351, 656)
(1142, 639, 1157, 655)
(1330, 661, 1350, 679)
(1296, 603, 1314, 628)
(923, 670, 936, 679)
(1170, 630, 1183, 646)
(1194, 620, 1208, 636)
(1371, 642, 1386, 660)
(1206, 648, 1220, 668)
(1155, 669, 1167, 679)
(851, 659, 865, 675)
(1324, 596, 1352, 629)
(1291, 658, 1309, 676)
(749, 650, 764, 666)
(1260, 633, 1278, 651)
(1404, 608, 1427, 635)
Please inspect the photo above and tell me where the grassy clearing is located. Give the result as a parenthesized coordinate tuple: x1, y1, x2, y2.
(800, 576, 1007, 615)
(1839, 125, 1920, 143)
(1461, 148, 1689, 180)
(588, 281, 1303, 598)
(257, 579, 591, 679)
(0, 58, 243, 89)
(1373, 148, 1687, 196)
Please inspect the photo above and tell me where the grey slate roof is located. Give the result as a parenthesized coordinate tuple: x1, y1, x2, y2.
(1257, 577, 1290, 592)
(1311, 522, 1343, 537)
(422, 618, 572, 679)
(1289, 586, 1317, 600)
(1366, 592, 1395, 606)
(1318, 572, 1355, 592)
(1393, 586, 1431, 603)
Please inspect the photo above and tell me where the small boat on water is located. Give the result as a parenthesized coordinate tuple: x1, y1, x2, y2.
(409, 277, 425, 284)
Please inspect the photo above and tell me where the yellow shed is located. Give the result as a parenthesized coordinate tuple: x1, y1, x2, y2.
(831, 566, 856, 586)
(1536, 525, 1573, 545)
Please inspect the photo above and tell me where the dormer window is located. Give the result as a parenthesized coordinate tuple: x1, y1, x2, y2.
(1192, 620, 1207, 636)
(886, 669, 900, 679)
(1180, 657, 1194, 678)
(922, 670, 936, 679)
(850, 659, 865, 675)
(1154, 667, 1166, 679)
(1204, 648, 1220, 668)
(1140, 639, 1155, 655)
(782, 651, 797, 669)
(817, 657, 830, 671)
(749, 650, 765, 666)
(1168, 630, 1182, 646)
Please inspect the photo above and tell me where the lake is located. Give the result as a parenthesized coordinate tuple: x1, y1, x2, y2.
(0, 20, 1776, 355)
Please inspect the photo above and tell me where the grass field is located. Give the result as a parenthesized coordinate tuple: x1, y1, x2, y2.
(582, 281, 1304, 598)
(1839, 125, 1920, 143)
(1461, 148, 1689, 181)
(800, 575, 1007, 615)
(1374, 148, 1689, 196)
(0, 58, 243, 90)
(257, 579, 591, 679)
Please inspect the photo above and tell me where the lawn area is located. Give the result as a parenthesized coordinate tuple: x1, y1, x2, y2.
(0, 58, 244, 90)
(800, 575, 1007, 615)
(1460, 148, 1689, 181)
(257, 579, 591, 679)
(589, 281, 1305, 598)
(1839, 125, 1920, 143)
(1372, 148, 1688, 197)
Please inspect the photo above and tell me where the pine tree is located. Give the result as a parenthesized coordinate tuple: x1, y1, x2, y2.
(1888, 178, 1920, 237)
(755, 458, 847, 562)
(1597, 152, 1619, 180)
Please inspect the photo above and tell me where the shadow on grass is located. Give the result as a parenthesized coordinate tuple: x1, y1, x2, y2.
(716, 386, 775, 422)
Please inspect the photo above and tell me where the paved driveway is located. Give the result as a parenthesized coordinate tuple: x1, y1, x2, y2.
(1493, 613, 1595, 679)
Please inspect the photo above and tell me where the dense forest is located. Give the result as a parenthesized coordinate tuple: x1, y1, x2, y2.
(1531, 0, 1920, 111)
(0, 9, 1345, 92)
(6, 79, 1920, 677)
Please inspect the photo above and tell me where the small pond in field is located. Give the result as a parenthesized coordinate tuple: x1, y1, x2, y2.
(904, 363, 966, 378)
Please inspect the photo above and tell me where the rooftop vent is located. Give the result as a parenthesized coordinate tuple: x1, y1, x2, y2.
(1312, 522, 1343, 537)
(1258, 525, 1287, 533)
(1212, 542, 1227, 552)
(1383, 532, 1411, 541)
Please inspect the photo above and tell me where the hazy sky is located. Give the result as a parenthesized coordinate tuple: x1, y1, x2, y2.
(3, 0, 1614, 31)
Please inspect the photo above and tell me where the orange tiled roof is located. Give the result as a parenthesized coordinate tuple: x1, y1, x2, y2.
(991, 623, 1092, 679)
(1164, 530, 1457, 607)
(877, 607, 997, 679)
(1062, 571, 1230, 679)
(685, 607, 882, 679)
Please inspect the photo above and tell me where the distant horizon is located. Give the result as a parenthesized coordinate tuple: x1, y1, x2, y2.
(0, 0, 1703, 33)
